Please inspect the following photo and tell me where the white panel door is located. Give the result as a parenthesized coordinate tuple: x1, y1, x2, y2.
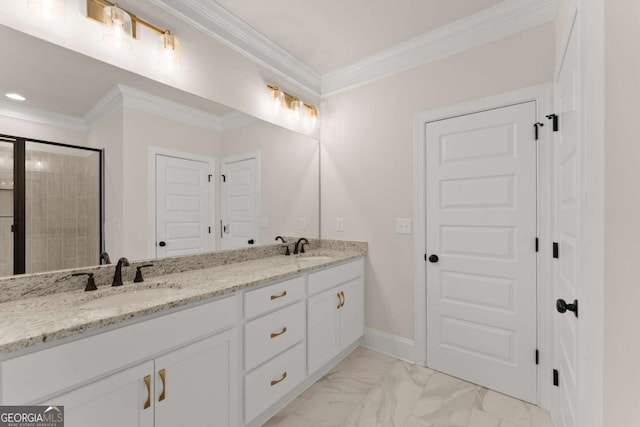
(552, 18, 580, 427)
(154, 330, 238, 427)
(426, 102, 538, 403)
(221, 154, 258, 250)
(51, 361, 154, 427)
(156, 155, 212, 257)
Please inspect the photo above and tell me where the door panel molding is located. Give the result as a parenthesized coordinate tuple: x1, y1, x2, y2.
(413, 83, 553, 408)
(147, 146, 215, 258)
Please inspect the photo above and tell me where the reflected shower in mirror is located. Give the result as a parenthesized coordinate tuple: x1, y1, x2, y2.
(0, 24, 319, 278)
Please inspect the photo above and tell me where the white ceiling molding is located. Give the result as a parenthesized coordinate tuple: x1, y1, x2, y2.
(118, 85, 224, 132)
(321, 0, 557, 96)
(148, 0, 322, 97)
(84, 85, 123, 128)
(0, 99, 88, 132)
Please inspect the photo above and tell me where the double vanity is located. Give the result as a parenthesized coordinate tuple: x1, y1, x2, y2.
(0, 240, 366, 427)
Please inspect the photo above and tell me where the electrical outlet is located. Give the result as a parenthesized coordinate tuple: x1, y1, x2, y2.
(396, 218, 412, 234)
(336, 217, 344, 232)
(261, 217, 269, 229)
(299, 217, 307, 230)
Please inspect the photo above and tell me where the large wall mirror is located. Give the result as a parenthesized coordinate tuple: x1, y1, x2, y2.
(0, 24, 320, 278)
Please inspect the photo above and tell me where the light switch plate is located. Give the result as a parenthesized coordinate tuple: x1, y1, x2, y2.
(299, 217, 307, 230)
(336, 218, 344, 232)
(396, 218, 412, 234)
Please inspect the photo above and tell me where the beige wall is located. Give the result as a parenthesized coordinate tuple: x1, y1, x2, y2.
(604, 1, 640, 425)
(221, 121, 319, 246)
(320, 23, 555, 340)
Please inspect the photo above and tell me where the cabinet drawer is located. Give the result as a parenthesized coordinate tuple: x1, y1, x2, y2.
(2, 295, 237, 405)
(308, 258, 364, 296)
(244, 343, 305, 423)
(244, 301, 305, 371)
(244, 276, 305, 319)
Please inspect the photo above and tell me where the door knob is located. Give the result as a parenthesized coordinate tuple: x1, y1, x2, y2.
(428, 254, 439, 263)
(556, 299, 578, 317)
(248, 239, 255, 245)
(158, 241, 166, 247)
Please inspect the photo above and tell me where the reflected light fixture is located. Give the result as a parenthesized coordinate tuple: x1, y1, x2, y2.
(158, 30, 182, 69)
(27, 0, 65, 21)
(267, 85, 318, 127)
(5, 93, 26, 101)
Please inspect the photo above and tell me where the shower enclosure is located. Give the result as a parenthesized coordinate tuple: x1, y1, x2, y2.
(0, 134, 103, 276)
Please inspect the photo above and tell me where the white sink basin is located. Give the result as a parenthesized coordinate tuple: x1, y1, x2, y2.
(78, 288, 180, 310)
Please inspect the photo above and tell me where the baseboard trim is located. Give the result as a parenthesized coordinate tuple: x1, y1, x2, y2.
(361, 327, 416, 364)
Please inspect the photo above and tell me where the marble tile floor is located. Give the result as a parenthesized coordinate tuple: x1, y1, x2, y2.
(264, 347, 553, 427)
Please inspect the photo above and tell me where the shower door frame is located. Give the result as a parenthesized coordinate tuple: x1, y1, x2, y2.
(0, 133, 104, 275)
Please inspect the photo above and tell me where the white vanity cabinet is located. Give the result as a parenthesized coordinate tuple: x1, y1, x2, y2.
(307, 259, 365, 374)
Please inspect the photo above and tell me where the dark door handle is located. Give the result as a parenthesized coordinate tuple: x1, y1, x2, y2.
(556, 299, 578, 317)
(158, 241, 166, 247)
(428, 254, 439, 263)
(248, 239, 255, 245)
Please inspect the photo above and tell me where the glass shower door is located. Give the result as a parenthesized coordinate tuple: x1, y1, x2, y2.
(0, 140, 14, 277)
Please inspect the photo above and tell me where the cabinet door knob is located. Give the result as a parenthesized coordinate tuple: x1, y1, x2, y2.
(143, 375, 151, 410)
(158, 369, 166, 402)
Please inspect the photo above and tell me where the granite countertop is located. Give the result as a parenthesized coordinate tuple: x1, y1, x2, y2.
(0, 249, 364, 354)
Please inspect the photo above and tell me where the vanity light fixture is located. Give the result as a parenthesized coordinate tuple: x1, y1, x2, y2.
(87, 0, 182, 66)
(5, 93, 26, 101)
(267, 85, 318, 127)
(27, 0, 65, 21)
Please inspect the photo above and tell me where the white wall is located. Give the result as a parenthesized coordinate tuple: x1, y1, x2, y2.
(220, 121, 319, 245)
(604, 1, 640, 425)
(320, 23, 555, 341)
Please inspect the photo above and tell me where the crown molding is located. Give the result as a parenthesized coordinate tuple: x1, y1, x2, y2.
(84, 85, 123, 128)
(147, 0, 322, 97)
(321, 0, 557, 96)
(0, 99, 88, 132)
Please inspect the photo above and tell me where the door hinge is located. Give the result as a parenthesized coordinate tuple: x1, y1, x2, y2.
(553, 242, 559, 259)
(10, 224, 15, 233)
(535, 349, 539, 365)
(546, 114, 559, 132)
(208, 174, 213, 182)
(535, 237, 539, 252)
(424, 253, 427, 262)
(553, 369, 559, 387)
(534, 122, 544, 140)
(208, 226, 211, 234)
(221, 174, 226, 183)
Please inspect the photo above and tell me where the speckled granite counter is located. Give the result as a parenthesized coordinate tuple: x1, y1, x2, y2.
(0, 243, 366, 354)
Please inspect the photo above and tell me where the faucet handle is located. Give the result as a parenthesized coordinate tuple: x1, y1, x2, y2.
(73, 272, 97, 292)
(134, 264, 154, 283)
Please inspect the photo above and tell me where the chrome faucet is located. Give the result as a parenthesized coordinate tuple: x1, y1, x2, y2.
(293, 238, 309, 255)
(112, 257, 130, 287)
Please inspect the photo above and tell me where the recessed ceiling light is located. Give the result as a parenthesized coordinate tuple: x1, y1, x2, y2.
(5, 93, 26, 101)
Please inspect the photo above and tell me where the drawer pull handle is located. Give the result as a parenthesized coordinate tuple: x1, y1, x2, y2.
(340, 291, 345, 308)
(270, 372, 287, 386)
(337, 292, 342, 309)
(143, 375, 151, 410)
(159, 369, 166, 402)
(271, 326, 288, 339)
(271, 291, 287, 300)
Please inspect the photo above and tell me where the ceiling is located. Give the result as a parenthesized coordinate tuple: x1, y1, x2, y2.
(213, 0, 506, 74)
(0, 24, 234, 118)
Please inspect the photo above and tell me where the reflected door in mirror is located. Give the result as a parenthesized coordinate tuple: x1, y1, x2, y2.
(221, 153, 258, 250)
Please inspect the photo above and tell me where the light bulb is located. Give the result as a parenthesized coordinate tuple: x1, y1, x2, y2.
(291, 99, 302, 121)
(103, 4, 133, 51)
(272, 88, 284, 112)
(158, 31, 182, 69)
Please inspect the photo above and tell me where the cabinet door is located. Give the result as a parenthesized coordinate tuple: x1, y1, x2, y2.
(307, 287, 341, 374)
(154, 329, 238, 427)
(49, 361, 154, 427)
(339, 278, 364, 351)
